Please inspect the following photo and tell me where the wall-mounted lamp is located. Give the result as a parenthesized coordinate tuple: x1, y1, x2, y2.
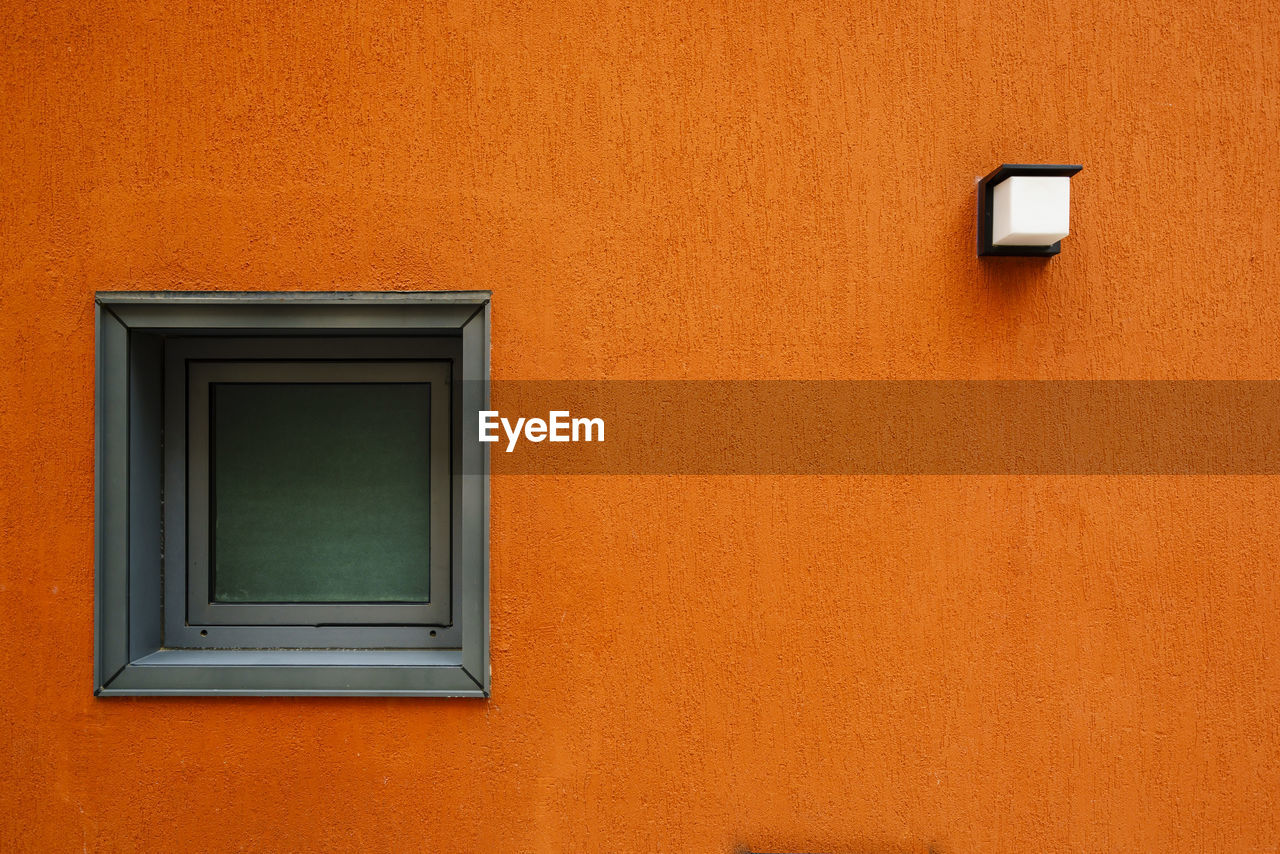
(977, 164, 1082, 257)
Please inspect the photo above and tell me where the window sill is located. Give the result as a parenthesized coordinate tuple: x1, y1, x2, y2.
(99, 649, 485, 697)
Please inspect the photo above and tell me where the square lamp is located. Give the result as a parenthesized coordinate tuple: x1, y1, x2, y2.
(977, 164, 1082, 257)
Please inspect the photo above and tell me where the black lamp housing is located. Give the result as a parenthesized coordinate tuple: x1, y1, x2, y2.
(977, 163, 1083, 257)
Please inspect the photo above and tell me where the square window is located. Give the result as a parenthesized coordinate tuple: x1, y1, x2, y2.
(95, 292, 490, 696)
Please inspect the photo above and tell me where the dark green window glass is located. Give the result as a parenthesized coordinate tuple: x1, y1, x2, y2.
(211, 383, 431, 603)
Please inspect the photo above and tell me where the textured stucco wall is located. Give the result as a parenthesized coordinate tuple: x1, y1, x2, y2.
(2, 1, 1278, 851)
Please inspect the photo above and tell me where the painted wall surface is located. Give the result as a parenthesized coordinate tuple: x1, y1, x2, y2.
(1, 1, 1278, 851)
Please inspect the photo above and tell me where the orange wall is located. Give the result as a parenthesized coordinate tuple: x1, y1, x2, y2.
(2, 1, 1278, 851)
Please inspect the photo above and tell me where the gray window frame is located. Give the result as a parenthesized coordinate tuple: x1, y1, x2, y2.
(180, 357, 452, 631)
(165, 338, 462, 651)
(94, 291, 490, 697)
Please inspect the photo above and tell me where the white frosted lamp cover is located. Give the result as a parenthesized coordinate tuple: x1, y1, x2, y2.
(991, 175, 1071, 246)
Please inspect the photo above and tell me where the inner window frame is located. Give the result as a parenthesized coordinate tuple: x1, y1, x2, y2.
(176, 352, 453, 632)
(163, 337, 462, 650)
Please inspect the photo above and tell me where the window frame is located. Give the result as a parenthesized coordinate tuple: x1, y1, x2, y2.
(169, 344, 456, 645)
(94, 291, 490, 697)
(185, 359, 451, 626)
